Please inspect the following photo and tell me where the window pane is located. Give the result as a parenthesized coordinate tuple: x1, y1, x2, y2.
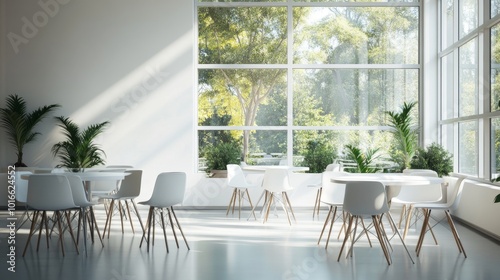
(492, 24, 500, 112)
(493, 0, 500, 18)
(491, 118, 500, 180)
(198, 129, 288, 167)
(442, 0, 454, 49)
(441, 123, 455, 160)
(459, 0, 477, 38)
(293, 69, 418, 126)
(459, 39, 478, 117)
(198, 7, 288, 64)
(198, 69, 287, 126)
(459, 121, 478, 175)
(442, 53, 455, 119)
(293, 7, 419, 64)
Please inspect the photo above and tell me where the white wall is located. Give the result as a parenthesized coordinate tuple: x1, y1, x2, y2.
(2, 0, 198, 201)
(453, 180, 500, 239)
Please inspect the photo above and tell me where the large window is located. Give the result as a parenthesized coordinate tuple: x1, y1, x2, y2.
(196, 0, 420, 170)
(441, 0, 500, 179)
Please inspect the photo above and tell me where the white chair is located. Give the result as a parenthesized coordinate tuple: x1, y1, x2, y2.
(66, 174, 104, 255)
(392, 169, 442, 240)
(310, 163, 342, 219)
(317, 171, 349, 249)
(0, 173, 8, 209)
(139, 172, 189, 253)
(226, 164, 259, 219)
(14, 171, 32, 231)
(414, 176, 467, 257)
(97, 170, 144, 238)
(337, 181, 414, 265)
(22, 174, 80, 257)
(89, 169, 127, 214)
(248, 168, 296, 225)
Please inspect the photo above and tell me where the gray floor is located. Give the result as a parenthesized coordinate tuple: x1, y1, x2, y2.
(1, 206, 500, 280)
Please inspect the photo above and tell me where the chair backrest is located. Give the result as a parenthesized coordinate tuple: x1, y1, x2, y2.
(147, 172, 186, 207)
(66, 174, 90, 206)
(444, 176, 466, 210)
(115, 170, 143, 198)
(27, 174, 77, 211)
(227, 164, 250, 188)
(320, 171, 349, 205)
(0, 173, 8, 207)
(14, 171, 32, 203)
(343, 181, 389, 216)
(396, 170, 442, 202)
(262, 168, 293, 193)
(325, 163, 341, 172)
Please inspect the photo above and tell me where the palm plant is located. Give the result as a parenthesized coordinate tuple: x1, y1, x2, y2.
(385, 101, 418, 172)
(343, 144, 381, 173)
(52, 116, 109, 171)
(0, 94, 60, 166)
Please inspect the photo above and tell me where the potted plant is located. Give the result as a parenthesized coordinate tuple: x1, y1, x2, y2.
(409, 142, 453, 177)
(0, 94, 60, 166)
(385, 101, 418, 172)
(51, 116, 109, 172)
(204, 142, 241, 178)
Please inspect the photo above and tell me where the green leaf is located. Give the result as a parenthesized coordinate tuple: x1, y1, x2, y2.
(494, 194, 500, 203)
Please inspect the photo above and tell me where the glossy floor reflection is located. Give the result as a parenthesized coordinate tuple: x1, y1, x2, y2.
(1, 207, 500, 280)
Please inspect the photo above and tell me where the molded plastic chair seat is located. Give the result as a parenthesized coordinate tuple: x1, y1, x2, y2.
(14, 171, 33, 231)
(89, 169, 126, 199)
(0, 173, 9, 208)
(309, 163, 341, 219)
(392, 169, 442, 240)
(414, 176, 467, 257)
(226, 164, 259, 219)
(337, 181, 414, 265)
(248, 168, 296, 225)
(317, 171, 349, 249)
(66, 174, 104, 255)
(22, 174, 80, 257)
(96, 170, 144, 238)
(139, 172, 190, 253)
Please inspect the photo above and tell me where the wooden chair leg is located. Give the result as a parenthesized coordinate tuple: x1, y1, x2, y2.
(317, 206, 333, 245)
(171, 207, 190, 250)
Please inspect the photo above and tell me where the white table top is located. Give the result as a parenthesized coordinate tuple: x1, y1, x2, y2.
(21, 171, 129, 181)
(242, 165, 309, 172)
(331, 173, 443, 185)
